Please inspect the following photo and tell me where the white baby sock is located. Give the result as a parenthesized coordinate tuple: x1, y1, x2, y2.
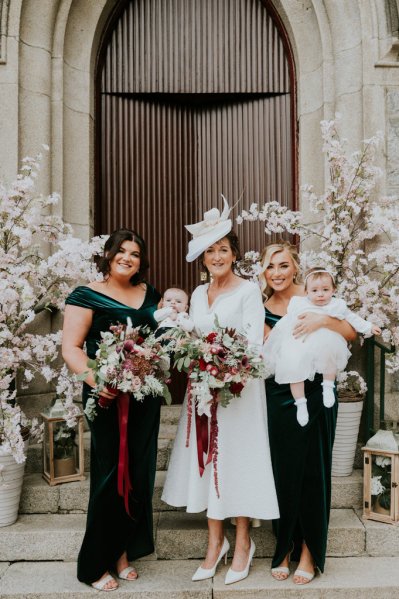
(322, 380, 336, 408)
(294, 397, 309, 427)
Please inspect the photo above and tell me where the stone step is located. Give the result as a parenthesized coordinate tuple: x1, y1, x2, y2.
(1, 557, 399, 598)
(160, 404, 182, 425)
(0, 560, 210, 598)
(19, 470, 362, 515)
(2, 509, 393, 562)
(331, 470, 362, 509)
(19, 471, 180, 514)
(213, 556, 399, 598)
(26, 427, 174, 474)
(155, 510, 366, 560)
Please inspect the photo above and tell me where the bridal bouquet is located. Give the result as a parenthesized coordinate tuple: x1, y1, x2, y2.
(172, 319, 265, 496)
(174, 320, 265, 415)
(84, 318, 171, 420)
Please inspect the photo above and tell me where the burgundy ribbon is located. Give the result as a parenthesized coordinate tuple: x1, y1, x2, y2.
(195, 411, 209, 476)
(116, 392, 133, 517)
(98, 387, 133, 515)
(192, 392, 219, 497)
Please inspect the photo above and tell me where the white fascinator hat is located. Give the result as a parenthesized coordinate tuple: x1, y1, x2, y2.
(185, 195, 232, 263)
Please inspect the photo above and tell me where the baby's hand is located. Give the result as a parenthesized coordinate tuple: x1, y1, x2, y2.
(371, 324, 382, 336)
(154, 306, 175, 323)
(176, 312, 194, 332)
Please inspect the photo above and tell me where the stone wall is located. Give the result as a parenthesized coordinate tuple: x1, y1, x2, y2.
(0, 0, 396, 222)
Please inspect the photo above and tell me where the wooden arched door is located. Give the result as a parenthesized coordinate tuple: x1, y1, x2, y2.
(95, 0, 296, 294)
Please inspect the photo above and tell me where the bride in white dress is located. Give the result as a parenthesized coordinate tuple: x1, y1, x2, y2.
(162, 198, 279, 585)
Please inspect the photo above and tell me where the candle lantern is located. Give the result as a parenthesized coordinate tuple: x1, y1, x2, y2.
(41, 399, 85, 486)
(362, 425, 399, 525)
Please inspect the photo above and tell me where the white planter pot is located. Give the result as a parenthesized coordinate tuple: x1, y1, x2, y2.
(0, 446, 27, 527)
(332, 400, 363, 477)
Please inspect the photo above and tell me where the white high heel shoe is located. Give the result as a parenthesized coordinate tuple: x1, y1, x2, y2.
(224, 538, 256, 585)
(192, 537, 230, 581)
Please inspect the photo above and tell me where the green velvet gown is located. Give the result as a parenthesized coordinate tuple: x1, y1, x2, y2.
(265, 307, 337, 573)
(65, 285, 161, 584)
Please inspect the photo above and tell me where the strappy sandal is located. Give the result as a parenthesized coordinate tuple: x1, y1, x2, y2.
(117, 566, 138, 581)
(293, 567, 316, 584)
(271, 564, 290, 580)
(91, 574, 118, 591)
(271, 546, 293, 581)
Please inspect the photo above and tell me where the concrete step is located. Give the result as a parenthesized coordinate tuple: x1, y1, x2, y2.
(0, 509, 376, 562)
(1, 557, 399, 598)
(20, 470, 362, 515)
(160, 404, 182, 425)
(26, 430, 174, 474)
(0, 560, 210, 598)
(158, 422, 178, 439)
(361, 511, 399, 556)
(213, 556, 399, 598)
(331, 470, 362, 509)
(156, 510, 366, 560)
(19, 471, 180, 514)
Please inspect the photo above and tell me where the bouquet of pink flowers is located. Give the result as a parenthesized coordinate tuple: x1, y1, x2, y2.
(172, 318, 265, 496)
(84, 318, 171, 420)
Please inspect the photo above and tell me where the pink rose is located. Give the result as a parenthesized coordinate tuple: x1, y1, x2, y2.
(131, 376, 142, 392)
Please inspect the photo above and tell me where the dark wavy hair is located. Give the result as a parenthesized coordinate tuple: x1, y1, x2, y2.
(97, 229, 149, 285)
(201, 229, 242, 271)
(223, 230, 242, 262)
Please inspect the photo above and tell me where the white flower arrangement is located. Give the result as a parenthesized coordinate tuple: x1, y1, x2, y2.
(234, 251, 263, 282)
(0, 149, 106, 462)
(371, 475, 385, 496)
(371, 455, 392, 510)
(237, 119, 399, 371)
(336, 370, 368, 396)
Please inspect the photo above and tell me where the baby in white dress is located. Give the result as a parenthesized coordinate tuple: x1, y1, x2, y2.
(264, 268, 381, 426)
(154, 287, 194, 334)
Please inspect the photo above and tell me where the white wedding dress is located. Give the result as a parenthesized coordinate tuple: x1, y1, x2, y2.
(162, 280, 279, 521)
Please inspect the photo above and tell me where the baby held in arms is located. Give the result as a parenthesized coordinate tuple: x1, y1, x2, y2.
(154, 287, 194, 335)
(264, 268, 381, 427)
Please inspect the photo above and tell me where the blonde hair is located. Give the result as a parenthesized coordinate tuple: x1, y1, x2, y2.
(259, 241, 301, 300)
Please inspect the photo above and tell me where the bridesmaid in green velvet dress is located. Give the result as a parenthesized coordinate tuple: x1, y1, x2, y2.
(259, 242, 356, 585)
(62, 229, 161, 591)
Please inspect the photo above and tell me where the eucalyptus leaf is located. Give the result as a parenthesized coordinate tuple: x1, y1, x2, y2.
(222, 334, 233, 347)
(162, 385, 172, 406)
(76, 371, 89, 381)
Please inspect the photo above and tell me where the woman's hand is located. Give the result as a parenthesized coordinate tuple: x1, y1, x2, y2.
(98, 387, 117, 400)
(77, 370, 112, 398)
(293, 312, 326, 339)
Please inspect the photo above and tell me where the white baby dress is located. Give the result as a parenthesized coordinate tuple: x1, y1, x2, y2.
(264, 295, 372, 384)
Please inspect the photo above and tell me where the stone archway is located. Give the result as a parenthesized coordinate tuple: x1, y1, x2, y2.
(15, 0, 394, 236)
